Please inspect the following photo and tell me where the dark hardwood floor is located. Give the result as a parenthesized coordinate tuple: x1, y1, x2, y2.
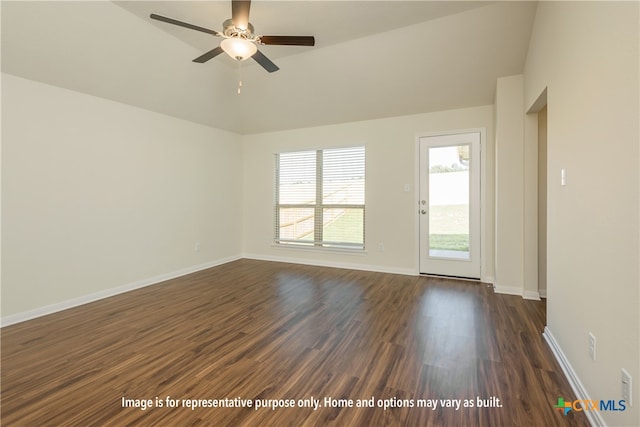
(1, 259, 588, 426)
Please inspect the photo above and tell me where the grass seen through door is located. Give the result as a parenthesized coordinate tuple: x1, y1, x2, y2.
(429, 204, 469, 252)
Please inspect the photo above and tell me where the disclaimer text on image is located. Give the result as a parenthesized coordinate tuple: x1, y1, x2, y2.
(121, 395, 503, 412)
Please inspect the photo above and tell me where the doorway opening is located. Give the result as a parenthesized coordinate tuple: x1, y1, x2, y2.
(538, 105, 548, 298)
(527, 88, 548, 302)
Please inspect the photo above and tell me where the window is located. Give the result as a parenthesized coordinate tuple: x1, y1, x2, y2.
(275, 146, 365, 249)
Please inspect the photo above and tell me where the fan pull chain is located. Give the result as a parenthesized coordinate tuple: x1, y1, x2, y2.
(237, 61, 243, 95)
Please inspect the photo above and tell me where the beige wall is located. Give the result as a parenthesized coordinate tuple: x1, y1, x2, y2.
(494, 76, 547, 301)
(2, 75, 496, 322)
(242, 106, 495, 281)
(1, 73, 243, 320)
(494, 75, 525, 295)
(524, 2, 639, 426)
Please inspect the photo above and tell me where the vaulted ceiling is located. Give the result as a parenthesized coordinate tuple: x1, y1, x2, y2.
(1, 1, 537, 134)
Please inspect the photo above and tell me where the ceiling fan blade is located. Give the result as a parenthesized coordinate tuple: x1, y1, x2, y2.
(259, 35, 315, 46)
(150, 14, 221, 37)
(193, 47, 224, 63)
(232, 0, 251, 30)
(252, 49, 279, 73)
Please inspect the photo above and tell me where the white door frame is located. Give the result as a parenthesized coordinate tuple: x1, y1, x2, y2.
(414, 128, 485, 279)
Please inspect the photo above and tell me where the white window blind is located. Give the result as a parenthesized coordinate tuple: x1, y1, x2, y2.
(275, 146, 365, 249)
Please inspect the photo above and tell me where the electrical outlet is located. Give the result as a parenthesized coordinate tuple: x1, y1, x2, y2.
(195, 242, 201, 252)
(622, 368, 632, 406)
(378, 243, 385, 252)
(588, 333, 596, 361)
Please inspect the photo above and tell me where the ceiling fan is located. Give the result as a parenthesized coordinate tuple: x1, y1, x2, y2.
(150, 0, 315, 73)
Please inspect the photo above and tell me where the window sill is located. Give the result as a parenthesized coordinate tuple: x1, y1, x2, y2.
(271, 244, 368, 256)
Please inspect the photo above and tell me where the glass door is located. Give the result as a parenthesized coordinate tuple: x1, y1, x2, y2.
(419, 132, 480, 278)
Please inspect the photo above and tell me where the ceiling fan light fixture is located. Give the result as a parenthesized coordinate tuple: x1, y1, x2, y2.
(220, 37, 257, 61)
(150, 1, 315, 73)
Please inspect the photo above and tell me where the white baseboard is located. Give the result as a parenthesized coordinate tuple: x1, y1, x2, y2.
(242, 253, 417, 277)
(482, 276, 495, 285)
(539, 288, 547, 298)
(543, 326, 604, 427)
(493, 282, 541, 301)
(1, 256, 542, 327)
(1, 255, 242, 327)
(493, 284, 524, 296)
(523, 290, 541, 301)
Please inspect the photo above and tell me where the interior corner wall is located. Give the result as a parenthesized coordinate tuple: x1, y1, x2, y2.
(1, 73, 243, 321)
(241, 106, 495, 280)
(524, 2, 639, 426)
(494, 74, 525, 296)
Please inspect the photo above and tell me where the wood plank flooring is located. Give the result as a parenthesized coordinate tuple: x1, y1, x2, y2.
(1, 259, 589, 426)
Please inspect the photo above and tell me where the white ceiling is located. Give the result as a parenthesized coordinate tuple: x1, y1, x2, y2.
(1, 1, 537, 134)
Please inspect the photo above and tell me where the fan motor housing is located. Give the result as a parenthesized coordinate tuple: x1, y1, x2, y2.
(222, 19, 255, 39)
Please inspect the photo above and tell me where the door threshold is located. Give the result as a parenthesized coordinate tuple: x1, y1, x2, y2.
(420, 273, 481, 282)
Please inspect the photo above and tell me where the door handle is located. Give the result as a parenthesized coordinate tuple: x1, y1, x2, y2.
(421, 210, 427, 215)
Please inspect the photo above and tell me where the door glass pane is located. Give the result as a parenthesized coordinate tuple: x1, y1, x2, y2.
(428, 145, 470, 259)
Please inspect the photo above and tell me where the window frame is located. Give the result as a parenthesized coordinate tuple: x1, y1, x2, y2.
(274, 147, 365, 250)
